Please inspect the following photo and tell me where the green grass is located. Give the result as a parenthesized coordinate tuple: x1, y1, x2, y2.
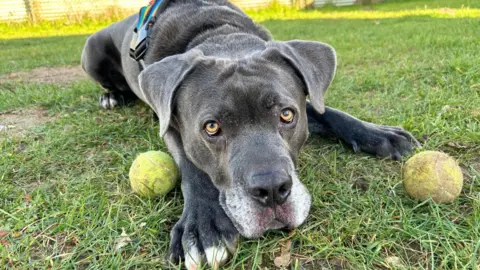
(1, 0, 479, 72)
(0, 35, 88, 73)
(1, 0, 479, 269)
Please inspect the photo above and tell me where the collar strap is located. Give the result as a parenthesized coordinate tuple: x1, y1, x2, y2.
(129, 0, 166, 62)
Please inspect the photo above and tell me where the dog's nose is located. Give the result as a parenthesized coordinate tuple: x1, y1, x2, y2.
(247, 169, 292, 207)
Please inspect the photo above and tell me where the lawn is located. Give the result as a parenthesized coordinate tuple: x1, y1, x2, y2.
(1, 0, 479, 269)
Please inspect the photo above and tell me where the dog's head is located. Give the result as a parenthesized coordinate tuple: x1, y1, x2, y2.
(138, 40, 336, 238)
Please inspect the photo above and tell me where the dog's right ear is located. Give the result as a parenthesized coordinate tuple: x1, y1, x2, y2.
(264, 41, 336, 115)
(138, 50, 204, 136)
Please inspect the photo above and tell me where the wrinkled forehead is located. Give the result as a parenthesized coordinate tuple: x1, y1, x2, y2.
(175, 58, 306, 119)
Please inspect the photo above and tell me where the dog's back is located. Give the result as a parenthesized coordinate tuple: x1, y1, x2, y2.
(81, 2, 420, 268)
(143, 0, 272, 64)
(82, 0, 273, 102)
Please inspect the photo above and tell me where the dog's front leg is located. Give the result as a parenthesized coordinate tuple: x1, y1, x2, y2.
(164, 130, 238, 270)
(307, 103, 421, 159)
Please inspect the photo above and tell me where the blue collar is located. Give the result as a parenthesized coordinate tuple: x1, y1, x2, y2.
(129, 0, 168, 62)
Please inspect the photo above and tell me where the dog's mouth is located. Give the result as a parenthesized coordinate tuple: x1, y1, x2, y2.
(219, 193, 286, 237)
(219, 173, 311, 238)
(255, 204, 298, 230)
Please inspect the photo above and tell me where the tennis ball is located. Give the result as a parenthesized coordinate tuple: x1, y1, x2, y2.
(403, 151, 463, 203)
(129, 151, 179, 197)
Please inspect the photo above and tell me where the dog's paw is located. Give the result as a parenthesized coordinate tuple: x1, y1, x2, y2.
(169, 202, 239, 270)
(348, 122, 421, 159)
(99, 92, 124, 109)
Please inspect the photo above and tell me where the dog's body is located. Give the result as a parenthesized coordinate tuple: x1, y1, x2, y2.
(82, 0, 419, 268)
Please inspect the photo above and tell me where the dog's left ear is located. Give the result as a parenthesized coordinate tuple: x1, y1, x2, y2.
(264, 41, 336, 114)
(138, 50, 204, 136)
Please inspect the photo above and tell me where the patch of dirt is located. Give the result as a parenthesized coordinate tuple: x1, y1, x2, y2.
(352, 177, 370, 192)
(296, 257, 350, 270)
(0, 66, 86, 84)
(28, 230, 79, 264)
(462, 156, 480, 185)
(0, 108, 53, 138)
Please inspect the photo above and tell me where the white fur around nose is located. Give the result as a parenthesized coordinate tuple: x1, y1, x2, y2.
(221, 167, 312, 238)
(290, 171, 312, 226)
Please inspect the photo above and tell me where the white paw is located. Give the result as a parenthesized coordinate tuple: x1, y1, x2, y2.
(184, 246, 204, 270)
(99, 93, 121, 109)
(205, 246, 229, 269)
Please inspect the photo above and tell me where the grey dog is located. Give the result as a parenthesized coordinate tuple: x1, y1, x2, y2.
(81, 0, 419, 268)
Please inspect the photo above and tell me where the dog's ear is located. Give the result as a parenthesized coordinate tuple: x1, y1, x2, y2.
(138, 50, 204, 136)
(264, 41, 336, 114)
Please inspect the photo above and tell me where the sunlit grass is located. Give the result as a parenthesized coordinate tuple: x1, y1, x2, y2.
(0, 19, 121, 39)
(1, 2, 479, 39)
(249, 6, 480, 22)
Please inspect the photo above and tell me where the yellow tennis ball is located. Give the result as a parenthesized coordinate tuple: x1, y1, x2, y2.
(403, 151, 463, 203)
(129, 151, 179, 197)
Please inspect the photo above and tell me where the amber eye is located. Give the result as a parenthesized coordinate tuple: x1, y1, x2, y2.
(280, 109, 294, 123)
(204, 121, 221, 136)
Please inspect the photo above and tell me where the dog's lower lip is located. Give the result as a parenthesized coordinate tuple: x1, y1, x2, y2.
(265, 217, 286, 229)
(258, 205, 293, 224)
